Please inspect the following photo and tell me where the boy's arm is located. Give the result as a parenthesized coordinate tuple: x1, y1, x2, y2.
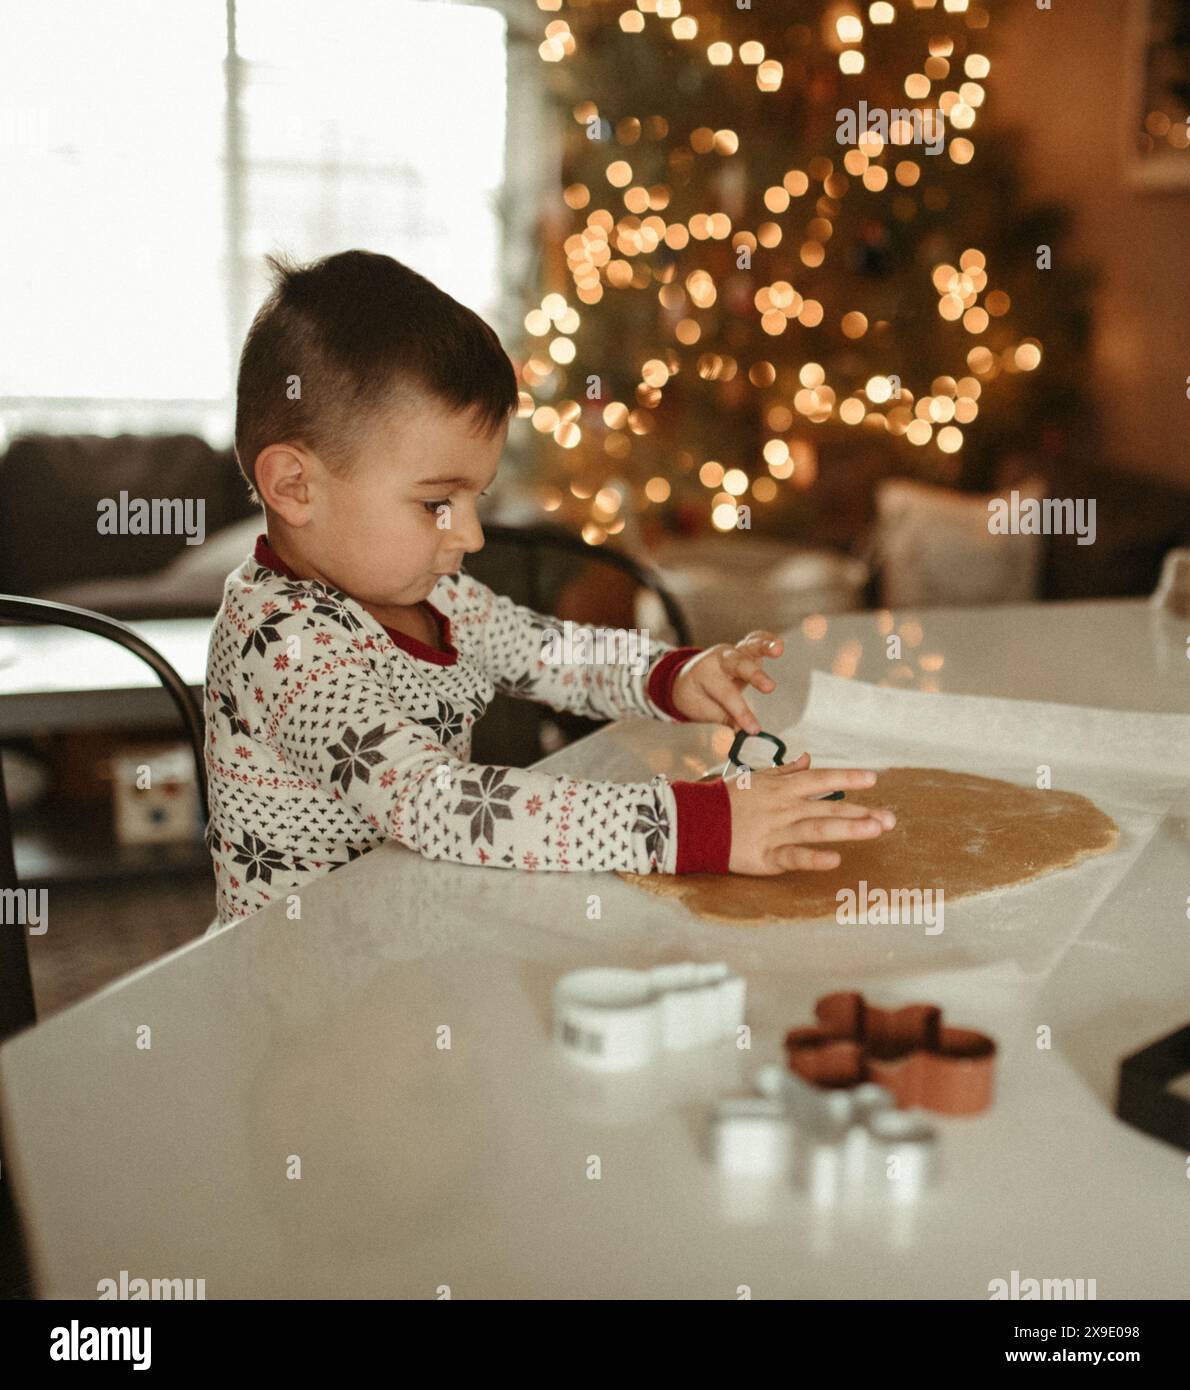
(235, 609, 729, 876)
(448, 568, 704, 724)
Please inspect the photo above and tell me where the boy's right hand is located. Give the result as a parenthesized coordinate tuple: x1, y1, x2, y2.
(725, 752, 896, 876)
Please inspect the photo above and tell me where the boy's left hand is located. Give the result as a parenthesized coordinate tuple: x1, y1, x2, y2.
(670, 631, 783, 734)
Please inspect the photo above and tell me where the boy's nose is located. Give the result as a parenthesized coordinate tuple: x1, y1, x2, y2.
(443, 525, 484, 571)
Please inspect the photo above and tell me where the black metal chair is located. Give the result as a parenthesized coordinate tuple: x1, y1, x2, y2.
(464, 523, 693, 767)
(0, 595, 208, 1042)
(476, 523, 691, 642)
(0, 597, 209, 1297)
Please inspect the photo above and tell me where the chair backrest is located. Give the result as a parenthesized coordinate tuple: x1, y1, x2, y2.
(466, 523, 691, 646)
(0, 595, 208, 1041)
(460, 523, 692, 768)
(0, 595, 207, 816)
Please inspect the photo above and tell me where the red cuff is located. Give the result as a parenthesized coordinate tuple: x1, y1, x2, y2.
(670, 778, 732, 874)
(646, 646, 702, 720)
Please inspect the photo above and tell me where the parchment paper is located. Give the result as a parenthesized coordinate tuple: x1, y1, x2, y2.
(608, 669, 1184, 978)
(669, 670, 1190, 980)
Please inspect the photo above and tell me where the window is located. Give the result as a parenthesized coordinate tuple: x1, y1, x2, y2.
(0, 0, 511, 446)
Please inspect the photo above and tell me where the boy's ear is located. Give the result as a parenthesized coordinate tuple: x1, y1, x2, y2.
(255, 443, 314, 524)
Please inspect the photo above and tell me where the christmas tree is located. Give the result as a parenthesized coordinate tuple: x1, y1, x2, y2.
(513, 0, 1093, 550)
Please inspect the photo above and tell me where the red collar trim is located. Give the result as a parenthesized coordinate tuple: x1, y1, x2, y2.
(253, 534, 458, 666)
(254, 533, 299, 579)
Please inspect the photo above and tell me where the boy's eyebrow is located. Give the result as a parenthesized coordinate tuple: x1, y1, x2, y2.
(414, 469, 499, 489)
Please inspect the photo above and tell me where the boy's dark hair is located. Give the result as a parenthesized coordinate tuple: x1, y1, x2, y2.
(234, 249, 519, 500)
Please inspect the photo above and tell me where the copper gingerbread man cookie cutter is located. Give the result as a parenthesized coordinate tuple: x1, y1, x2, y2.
(784, 991, 997, 1115)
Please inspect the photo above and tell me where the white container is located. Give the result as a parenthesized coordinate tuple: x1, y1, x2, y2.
(553, 962, 746, 1072)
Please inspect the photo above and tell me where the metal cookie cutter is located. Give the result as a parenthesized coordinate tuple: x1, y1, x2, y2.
(1115, 1022, 1190, 1150)
(711, 1065, 939, 1204)
(727, 728, 787, 772)
(724, 729, 844, 800)
(784, 991, 997, 1116)
(553, 962, 746, 1072)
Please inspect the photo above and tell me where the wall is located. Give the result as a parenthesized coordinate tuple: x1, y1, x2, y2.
(993, 0, 1190, 486)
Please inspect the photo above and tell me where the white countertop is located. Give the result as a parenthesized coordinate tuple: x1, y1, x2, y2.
(1, 597, 1188, 1298)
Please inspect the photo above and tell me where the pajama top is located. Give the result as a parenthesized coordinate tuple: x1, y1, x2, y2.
(203, 534, 732, 924)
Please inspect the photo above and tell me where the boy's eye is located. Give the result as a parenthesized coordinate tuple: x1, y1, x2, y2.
(422, 490, 490, 514)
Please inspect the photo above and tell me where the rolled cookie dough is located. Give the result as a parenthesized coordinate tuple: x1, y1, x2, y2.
(618, 766, 1119, 926)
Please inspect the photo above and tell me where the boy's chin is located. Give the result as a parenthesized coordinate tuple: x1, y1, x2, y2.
(405, 572, 441, 599)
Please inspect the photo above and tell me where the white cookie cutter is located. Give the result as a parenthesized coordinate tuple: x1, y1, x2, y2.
(553, 962, 746, 1072)
(711, 1065, 939, 1204)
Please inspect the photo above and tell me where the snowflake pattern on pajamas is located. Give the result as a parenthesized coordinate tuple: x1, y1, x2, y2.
(203, 537, 703, 925)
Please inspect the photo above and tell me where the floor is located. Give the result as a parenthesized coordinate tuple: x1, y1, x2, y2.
(24, 874, 214, 1017)
(3, 872, 215, 1299)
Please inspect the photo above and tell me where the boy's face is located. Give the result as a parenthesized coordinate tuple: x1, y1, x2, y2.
(296, 394, 507, 610)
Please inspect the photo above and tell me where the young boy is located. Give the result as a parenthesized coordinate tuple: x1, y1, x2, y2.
(204, 250, 894, 926)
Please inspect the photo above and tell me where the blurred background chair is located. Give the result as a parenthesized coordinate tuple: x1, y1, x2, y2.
(464, 522, 692, 767)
